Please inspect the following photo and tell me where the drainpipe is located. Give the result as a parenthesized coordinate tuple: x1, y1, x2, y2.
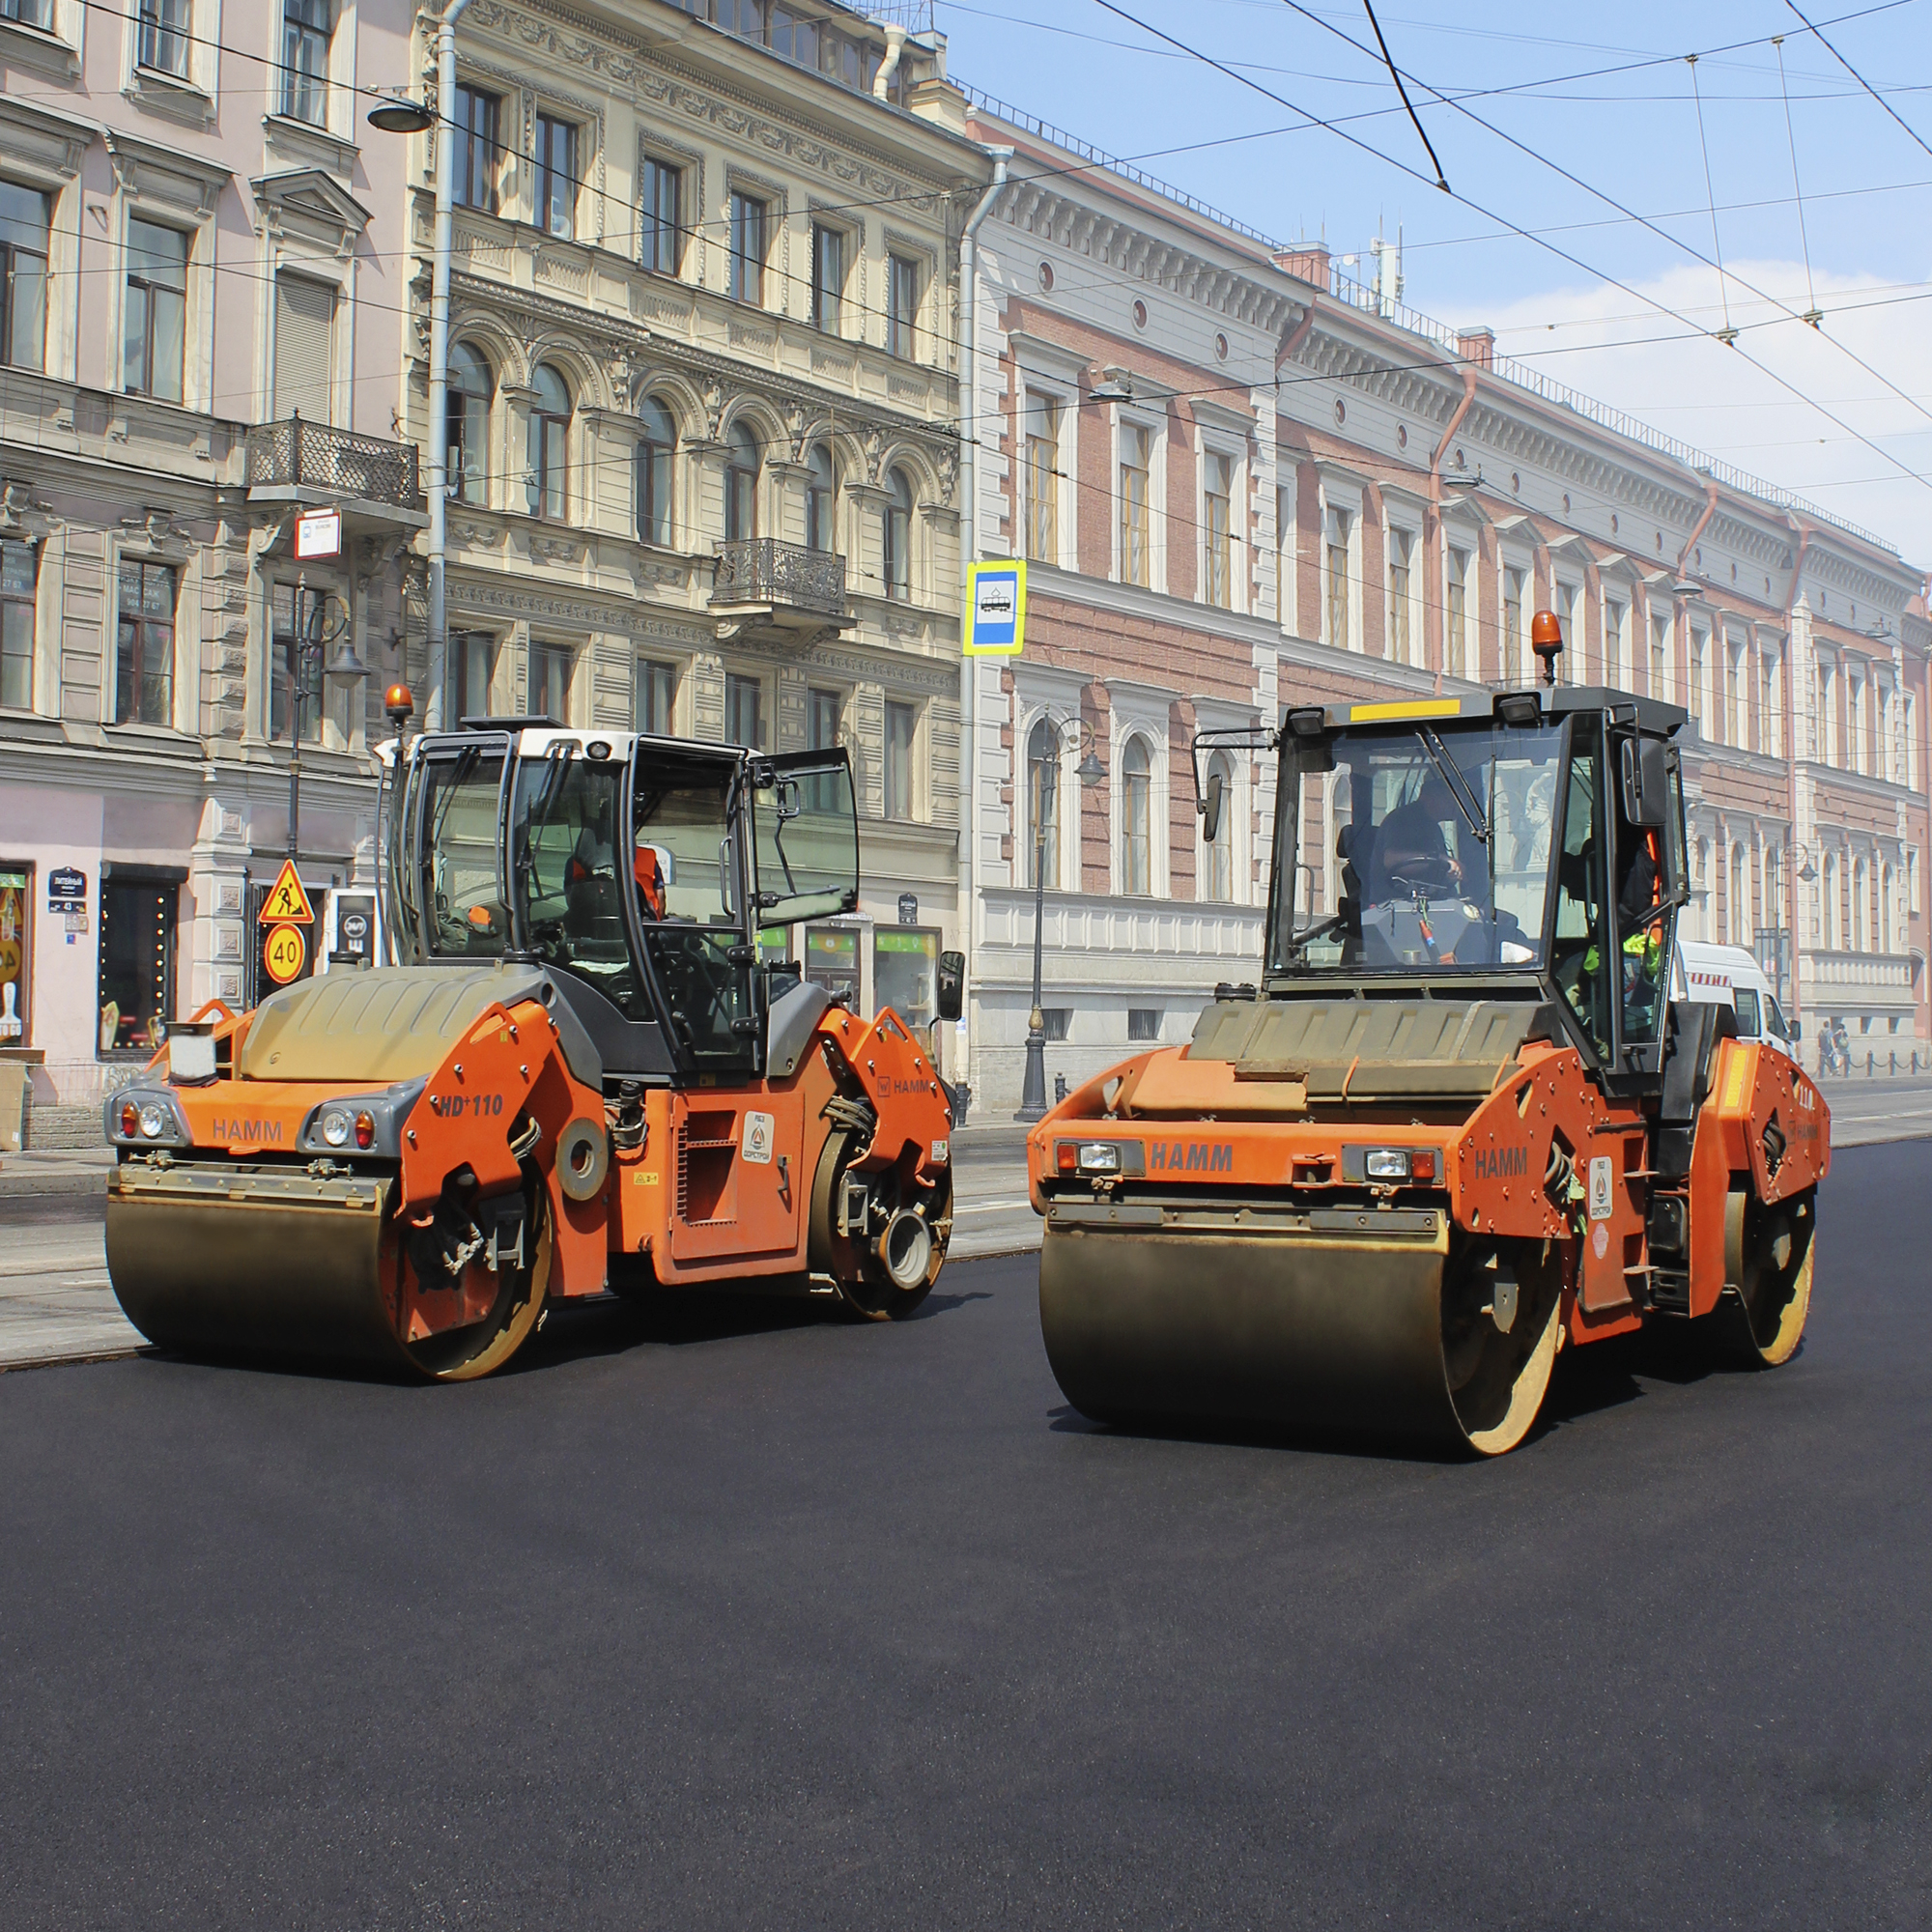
(1427, 363, 1478, 694)
(1784, 512, 1813, 1041)
(955, 147, 1009, 1099)
(424, 0, 473, 732)
(1676, 475, 1720, 582)
(871, 24, 906, 99)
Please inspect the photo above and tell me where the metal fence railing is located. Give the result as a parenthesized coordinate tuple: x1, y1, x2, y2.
(245, 415, 423, 509)
(711, 538, 846, 615)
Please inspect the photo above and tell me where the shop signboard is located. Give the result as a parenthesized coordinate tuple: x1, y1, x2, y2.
(47, 866, 86, 908)
(0, 868, 26, 1041)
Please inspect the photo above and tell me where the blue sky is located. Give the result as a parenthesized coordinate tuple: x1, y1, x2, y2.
(930, 0, 1932, 563)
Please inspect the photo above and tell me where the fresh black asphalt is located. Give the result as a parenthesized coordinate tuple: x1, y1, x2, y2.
(1, 1142, 1927, 1929)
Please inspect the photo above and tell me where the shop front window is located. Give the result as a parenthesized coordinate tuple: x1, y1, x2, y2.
(99, 876, 178, 1054)
(805, 924, 860, 1007)
(0, 867, 27, 1043)
(874, 927, 937, 1029)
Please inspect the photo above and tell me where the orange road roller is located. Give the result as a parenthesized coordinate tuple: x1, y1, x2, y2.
(105, 719, 961, 1379)
(1029, 627, 1827, 1455)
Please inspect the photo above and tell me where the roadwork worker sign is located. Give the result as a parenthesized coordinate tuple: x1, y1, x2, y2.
(259, 859, 315, 925)
(964, 559, 1025, 656)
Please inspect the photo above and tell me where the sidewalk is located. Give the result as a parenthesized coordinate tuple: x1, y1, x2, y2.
(0, 1147, 112, 1204)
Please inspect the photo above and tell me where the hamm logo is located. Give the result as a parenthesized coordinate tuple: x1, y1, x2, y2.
(1150, 1141, 1234, 1174)
(1472, 1144, 1528, 1180)
(213, 1118, 284, 1145)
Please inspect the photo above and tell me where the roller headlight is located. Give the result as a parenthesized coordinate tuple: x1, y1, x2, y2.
(1364, 1148, 1412, 1181)
(137, 1102, 168, 1141)
(321, 1110, 351, 1149)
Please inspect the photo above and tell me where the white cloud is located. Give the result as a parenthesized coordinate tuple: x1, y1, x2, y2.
(1449, 259, 1932, 566)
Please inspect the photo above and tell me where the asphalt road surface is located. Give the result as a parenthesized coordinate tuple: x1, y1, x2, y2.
(2, 1143, 1928, 1930)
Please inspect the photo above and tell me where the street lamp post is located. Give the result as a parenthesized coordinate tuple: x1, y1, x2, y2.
(1015, 713, 1103, 1122)
(285, 575, 372, 862)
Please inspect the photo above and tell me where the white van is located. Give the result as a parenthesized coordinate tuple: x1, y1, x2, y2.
(1673, 940, 1800, 1065)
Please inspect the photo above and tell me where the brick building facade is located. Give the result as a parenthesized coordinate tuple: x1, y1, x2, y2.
(958, 103, 1929, 1111)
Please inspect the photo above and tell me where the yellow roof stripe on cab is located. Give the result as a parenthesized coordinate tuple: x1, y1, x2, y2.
(1348, 699, 1465, 723)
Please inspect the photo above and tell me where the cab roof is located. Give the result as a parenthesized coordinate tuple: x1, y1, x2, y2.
(1286, 685, 1689, 740)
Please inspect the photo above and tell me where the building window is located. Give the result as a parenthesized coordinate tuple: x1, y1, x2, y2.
(280, 0, 330, 124)
(99, 878, 178, 1055)
(447, 341, 491, 504)
(724, 672, 763, 748)
(533, 113, 578, 240)
(635, 656, 676, 734)
(888, 253, 919, 358)
(1650, 606, 1667, 701)
(724, 423, 759, 542)
(124, 218, 186, 404)
(1324, 505, 1350, 650)
(1121, 736, 1152, 895)
(727, 192, 765, 304)
(1127, 1008, 1162, 1042)
(1389, 528, 1414, 667)
(640, 156, 683, 274)
(137, 0, 190, 77)
(1204, 451, 1233, 610)
(270, 582, 326, 744)
(1605, 597, 1628, 689)
(1, 538, 33, 711)
(805, 444, 835, 554)
(884, 699, 916, 820)
(1203, 749, 1234, 900)
(1023, 392, 1059, 566)
(2, 0, 55, 26)
(810, 222, 844, 333)
(1026, 718, 1059, 891)
(636, 395, 674, 547)
(530, 639, 573, 724)
(450, 631, 495, 721)
(452, 85, 501, 213)
(272, 270, 334, 425)
(0, 183, 49, 374)
(1120, 423, 1151, 588)
(115, 559, 175, 726)
(526, 363, 569, 520)
(1446, 547, 1468, 678)
(883, 468, 911, 600)
(1040, 1007, 1071, 1041)
(807, 684, 842, 811)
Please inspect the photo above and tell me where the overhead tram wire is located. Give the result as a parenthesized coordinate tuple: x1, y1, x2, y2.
(1785, 0, 1932, 163)
(1266, 0, 1932, 472)
(1360, 0, 1449, 191)
(1773, 35, 1825, 327)
(1686, 55, 1739, 346)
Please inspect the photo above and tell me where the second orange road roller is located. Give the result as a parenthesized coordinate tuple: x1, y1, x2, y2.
(104, 714, 960, 1379)
(1029, 619, 1828, 1455)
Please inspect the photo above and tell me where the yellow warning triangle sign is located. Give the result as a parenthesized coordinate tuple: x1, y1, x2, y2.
(258, 858, 316, 925)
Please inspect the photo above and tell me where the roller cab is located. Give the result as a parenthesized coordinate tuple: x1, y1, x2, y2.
(107, 725, 956, 1379)
(1030, 665, 1829, 1455)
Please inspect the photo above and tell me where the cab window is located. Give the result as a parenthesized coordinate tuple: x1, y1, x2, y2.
(1732, 987, 1762, 1037)
(1550, 749, 1611, 1060)
(415, 746, 508, 957)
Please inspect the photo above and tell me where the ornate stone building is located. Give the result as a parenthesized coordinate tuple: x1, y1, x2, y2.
(0, 0, 420, 1132)
(405, 0, 989, 1033)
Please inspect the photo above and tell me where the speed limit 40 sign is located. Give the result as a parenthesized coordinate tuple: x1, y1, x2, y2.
(263, 922, 307, 984)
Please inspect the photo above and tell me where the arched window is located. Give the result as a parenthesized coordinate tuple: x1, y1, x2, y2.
(1731, 842, 1747, 947)
(1882, 863, 1894, 952)
(1825, 851, 1841, 951)
(526, 362, 570, 520)
(805, 443, 835, 553)
(1121, 736, 1151, 896)
(1026, 718, 1059, 891)
(1204, 750, 1234, 901)
(636, 395, 675, 547)
(883, 467, 912, 600)
(725, 422, 759, 542)
(1853, 855, 1869, 953)
(447, 342, 491, 505)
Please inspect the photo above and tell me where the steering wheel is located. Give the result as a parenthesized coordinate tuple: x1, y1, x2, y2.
(1380, 849, 1460, 898)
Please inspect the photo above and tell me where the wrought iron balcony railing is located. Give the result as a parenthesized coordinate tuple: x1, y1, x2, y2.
(245, 414, 424, 509)
(710, 538, 845, 616)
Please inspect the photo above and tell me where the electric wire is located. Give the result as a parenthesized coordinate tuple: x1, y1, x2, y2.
(1785, 0, 1932, 163)
(1685, 54, 1737, 344)
(1772, 35, 1824, 327)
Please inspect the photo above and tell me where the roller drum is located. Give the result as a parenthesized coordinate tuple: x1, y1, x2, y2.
(1038, 1218, 1561, 1457)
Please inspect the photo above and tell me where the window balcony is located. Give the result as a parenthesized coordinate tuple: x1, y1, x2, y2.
(710, 537, 851, 639)
(245, 415, 428, 532)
